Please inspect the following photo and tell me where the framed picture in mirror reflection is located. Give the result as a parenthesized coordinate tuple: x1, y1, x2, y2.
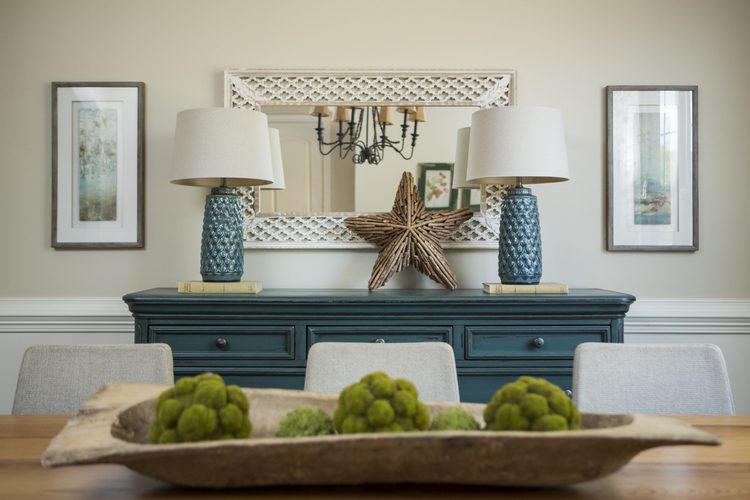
(461, 188, 481, 212)
(417, 163, 458, 210)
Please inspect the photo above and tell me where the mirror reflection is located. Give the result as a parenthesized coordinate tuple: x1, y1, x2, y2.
(258, 105, 478, 215)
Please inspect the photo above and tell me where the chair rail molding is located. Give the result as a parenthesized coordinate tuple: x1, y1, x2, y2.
(625, 299, 750, 335)
(0, 298, 131, 334)
(0, 297, 749, 336)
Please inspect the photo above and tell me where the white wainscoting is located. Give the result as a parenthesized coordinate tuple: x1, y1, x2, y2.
(1, 297, 748, 414)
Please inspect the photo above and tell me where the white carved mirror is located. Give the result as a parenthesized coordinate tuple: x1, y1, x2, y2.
(224, 69, 515, 248)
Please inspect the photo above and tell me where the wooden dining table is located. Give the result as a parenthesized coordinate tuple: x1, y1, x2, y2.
(1, 414, 748, 499)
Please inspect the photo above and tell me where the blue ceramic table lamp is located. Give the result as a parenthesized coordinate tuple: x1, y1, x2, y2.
(171, 108, 275, 282)
(466, 106, 569, 284)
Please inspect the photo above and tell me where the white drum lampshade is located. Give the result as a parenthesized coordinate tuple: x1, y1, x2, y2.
(466, 106, 569, 186)
(171, 108, 274, 187)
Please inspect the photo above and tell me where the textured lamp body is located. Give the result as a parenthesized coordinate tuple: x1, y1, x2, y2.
(498, 187, 542, 284)
(200, 187, 244, 282)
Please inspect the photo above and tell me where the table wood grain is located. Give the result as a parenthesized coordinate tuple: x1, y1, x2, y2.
(1, 415, 748, 499)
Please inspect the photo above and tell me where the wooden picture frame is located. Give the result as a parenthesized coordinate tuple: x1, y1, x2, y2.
(607, 85, 698, 251)
(52, 82, 144, 248)
(417, 163, 458, 211)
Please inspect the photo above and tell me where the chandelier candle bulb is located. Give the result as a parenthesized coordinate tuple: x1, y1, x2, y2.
(335, 106, 350, 122)
(311, 106, 330, 118)
(410, 106, 426, 123)
(378, 106, 394, 125)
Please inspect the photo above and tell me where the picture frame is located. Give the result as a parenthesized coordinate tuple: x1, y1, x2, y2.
(607, 85, 698, 251)
(52, 82, 144, 248)
(460, 188, 481, 212)
(417, 163, 458, 210)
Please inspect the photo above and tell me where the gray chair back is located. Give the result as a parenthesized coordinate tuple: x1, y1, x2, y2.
(573, 342, 735, 415)
(304, 342, 460, 402)
(12, 344, 174, 414)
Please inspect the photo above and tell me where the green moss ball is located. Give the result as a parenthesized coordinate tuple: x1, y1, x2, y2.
(484, 376, 581, 432)
(149, 372, 252, 443)
(333, 371, 430, 434)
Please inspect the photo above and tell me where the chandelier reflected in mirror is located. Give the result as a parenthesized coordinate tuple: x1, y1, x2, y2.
(311, 105, 425, 165)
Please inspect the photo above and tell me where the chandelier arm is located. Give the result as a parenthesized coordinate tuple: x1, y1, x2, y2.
(410, 121, 420, 147)
(336, 118, 345, 143)
(400, 112, 410, 139)
(317, 117, 359, 148)
(379, 121, 388, 148)
(398, 144, 416, 160)
(318, 141, 352, 157)
(351, 107, 363, 142)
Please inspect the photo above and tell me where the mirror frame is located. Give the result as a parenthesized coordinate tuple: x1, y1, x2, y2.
(224, 69, 515, 249)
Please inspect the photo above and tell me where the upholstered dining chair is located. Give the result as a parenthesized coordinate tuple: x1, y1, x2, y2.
(12, 344, 174, 414)
(304, 342, 460, 402)
(573, 343, 735, 415)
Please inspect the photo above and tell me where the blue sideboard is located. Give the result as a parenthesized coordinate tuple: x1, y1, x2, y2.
(123, 288, 635, 403)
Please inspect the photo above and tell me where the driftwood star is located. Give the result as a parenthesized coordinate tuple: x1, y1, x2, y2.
(345, 172, 473, 290)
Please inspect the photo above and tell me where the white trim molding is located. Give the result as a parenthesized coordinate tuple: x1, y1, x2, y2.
(0, 298, 132, 334)
(626, 299, 750, 335)
(0, 298, 750, 335)
(0, 297, 748, 336)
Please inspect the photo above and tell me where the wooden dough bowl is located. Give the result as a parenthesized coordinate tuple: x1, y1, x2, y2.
(42, 383, 720, 488)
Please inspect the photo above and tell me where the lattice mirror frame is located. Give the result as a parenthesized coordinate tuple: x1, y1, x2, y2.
(224, 69, 515, 248)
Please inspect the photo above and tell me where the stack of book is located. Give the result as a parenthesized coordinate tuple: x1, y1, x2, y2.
(177, 281, 263, 294)
(483, 283, 568, 295)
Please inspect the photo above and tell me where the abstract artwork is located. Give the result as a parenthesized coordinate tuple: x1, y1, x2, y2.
(52, 82, 144, 248)
(77, 107, 118, 222)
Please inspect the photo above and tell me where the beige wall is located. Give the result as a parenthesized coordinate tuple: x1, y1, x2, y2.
(1, 0, 749, 299)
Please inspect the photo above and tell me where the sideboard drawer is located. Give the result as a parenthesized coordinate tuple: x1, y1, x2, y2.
(465, 325, 610, 360)
(175, 367, 305, 391)
(308, 326, 452, 347)
(459, 369, 574, 403)
(149, 325, 296, 361)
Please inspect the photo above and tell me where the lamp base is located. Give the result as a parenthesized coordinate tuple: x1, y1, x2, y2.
(498, 186, 542, 285)
(200, 186, 244, 282)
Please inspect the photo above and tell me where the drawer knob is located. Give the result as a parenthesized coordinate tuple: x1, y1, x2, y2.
(215, 337, 228, 349)
(532, 337, 545, 348)
(374, 338, 386, 344)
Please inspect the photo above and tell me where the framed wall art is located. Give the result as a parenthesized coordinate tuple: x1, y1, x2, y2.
(607, 85, 698, 251)
(417, 163, 458, 210)
(52, 82, 144, 248)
